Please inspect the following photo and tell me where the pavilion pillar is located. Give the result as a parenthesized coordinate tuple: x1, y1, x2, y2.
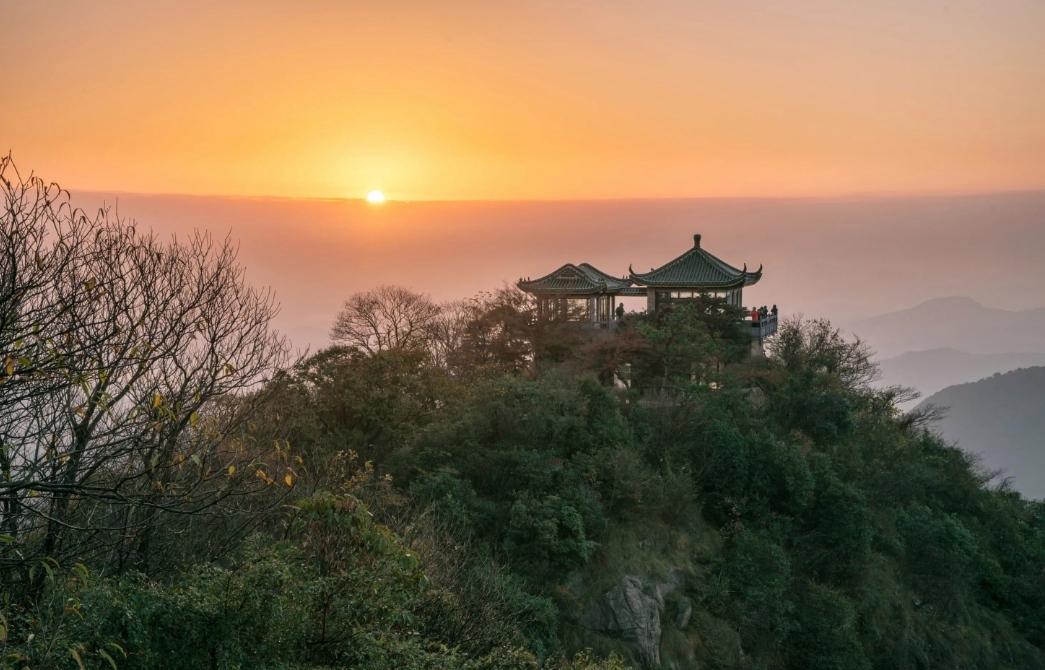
(647, 288, 656, 313)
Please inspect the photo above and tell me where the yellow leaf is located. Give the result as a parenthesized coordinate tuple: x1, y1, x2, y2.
(283, 473, 294, 487)
(152, 392, 163, 409)
(227, 464, 236, 477)
(189, 411, 200, 427)
(3, 356, 13, 376)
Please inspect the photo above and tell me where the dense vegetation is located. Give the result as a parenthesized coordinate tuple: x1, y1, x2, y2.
(2, 159, 1043, 669)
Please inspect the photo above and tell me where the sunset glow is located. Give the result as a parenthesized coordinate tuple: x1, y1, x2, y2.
(4, 2, 1045, 200)
(366, 190, 386, 205)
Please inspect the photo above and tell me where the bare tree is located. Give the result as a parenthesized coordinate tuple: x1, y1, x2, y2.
(330, 285, 440, 354)
(0, 156, 290, 583)
(427, 299, 470, 370)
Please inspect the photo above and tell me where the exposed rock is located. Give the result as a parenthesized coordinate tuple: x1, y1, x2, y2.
(745, 386, 766, 408)
(581, 572, 686, 668)
(674, 596, 693, 629)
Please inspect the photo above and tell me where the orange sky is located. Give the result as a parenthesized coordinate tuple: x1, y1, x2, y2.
(5, 0, 1045, 200)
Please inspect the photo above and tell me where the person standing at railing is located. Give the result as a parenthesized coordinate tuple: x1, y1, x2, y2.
(771, 304, 778, 317)
(750, 307, 759, 322)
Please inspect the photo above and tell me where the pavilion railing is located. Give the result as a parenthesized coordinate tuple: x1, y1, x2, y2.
(749, 313, 778, 339)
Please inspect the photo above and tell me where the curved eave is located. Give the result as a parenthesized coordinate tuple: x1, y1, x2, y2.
(518, 261, 633, 295)
(629, 258, 763, 291)
(577, 263, 634, 291)
(520, 263, 585, 286)
(628, 275, 751, 290)
(628, 263, 750, 290)
(743, 265, 763, 287)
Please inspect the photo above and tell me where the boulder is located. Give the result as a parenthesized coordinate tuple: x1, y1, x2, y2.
(581, 572, 686, 668)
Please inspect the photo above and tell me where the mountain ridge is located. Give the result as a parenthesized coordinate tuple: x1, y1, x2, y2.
(877, 347, 1045, 403)
(853, 297, 1045, 359)
(919, 366, 1045, 500)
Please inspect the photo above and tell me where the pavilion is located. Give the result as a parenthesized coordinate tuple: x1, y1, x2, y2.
(517, 233, 775, 338)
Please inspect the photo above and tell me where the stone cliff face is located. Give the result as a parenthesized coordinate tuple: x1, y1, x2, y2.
(580, 572, 690, 668)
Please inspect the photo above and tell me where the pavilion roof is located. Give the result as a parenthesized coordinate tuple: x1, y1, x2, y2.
(630, 234, 762, 289)
(518, 262, 632, 295)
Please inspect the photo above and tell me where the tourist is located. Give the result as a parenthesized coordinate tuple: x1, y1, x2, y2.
(771, 304, 778, 317)
(750, 306, 759, 322)
(615, 303, 625, 320)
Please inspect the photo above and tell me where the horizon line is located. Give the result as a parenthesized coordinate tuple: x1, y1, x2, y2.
(66, 185, 1045, 206)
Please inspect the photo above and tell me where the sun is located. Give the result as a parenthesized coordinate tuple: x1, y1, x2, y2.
(365, 190, 386, 204)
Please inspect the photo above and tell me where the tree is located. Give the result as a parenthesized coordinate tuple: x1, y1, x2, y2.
(631, 297, 746, 391)
(428, 299, 471, 371)
(767, 317, 877, 392)
(786, 583, 869, 670)
(456, 287, 536, 374)
(721, 529, 793, 654)
(0, 156, 289, 583)
(331, 285, 440, 354)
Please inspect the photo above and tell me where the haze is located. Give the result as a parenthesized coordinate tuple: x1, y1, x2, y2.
(69, 190, 1045, 351)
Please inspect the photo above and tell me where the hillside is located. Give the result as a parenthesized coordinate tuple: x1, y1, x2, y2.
(877, 348, 1045, 403)
(852, 297, 1045, 359)
(920, 366, 1045, 500)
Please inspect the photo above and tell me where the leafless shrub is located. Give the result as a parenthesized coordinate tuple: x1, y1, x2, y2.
(0, 155, 289, 582)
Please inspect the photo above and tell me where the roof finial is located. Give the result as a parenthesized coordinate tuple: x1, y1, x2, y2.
(693, 233, 702, 248)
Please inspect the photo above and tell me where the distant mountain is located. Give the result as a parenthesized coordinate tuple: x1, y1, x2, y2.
(878, 348, 1045, 402)
(852, 297, 1045, 360)
(919, 366, 1045, 500)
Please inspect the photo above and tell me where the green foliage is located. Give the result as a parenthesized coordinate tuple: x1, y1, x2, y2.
(797, 458, 872, 587)
(409, 469, 494, 530)
(1, 497, 540, 670)
(548, 650, 631, 669)
(719, 530, 793, 655)
(505, 493, 596, 575)
(7, 284, 1045, 670)
(786, 583, 869, 670)
(630, 299, 747, 391)
(896, 503, 978, 603)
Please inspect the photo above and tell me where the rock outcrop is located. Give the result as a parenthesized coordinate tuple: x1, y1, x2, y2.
(581, 572, 685, 668)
